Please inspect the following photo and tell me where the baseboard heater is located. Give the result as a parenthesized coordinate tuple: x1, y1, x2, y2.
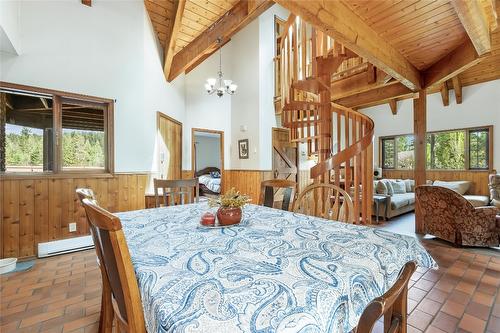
(38, 236, 94, 258)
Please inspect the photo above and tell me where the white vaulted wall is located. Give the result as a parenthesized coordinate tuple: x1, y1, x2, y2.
(0, 0, 185, 173)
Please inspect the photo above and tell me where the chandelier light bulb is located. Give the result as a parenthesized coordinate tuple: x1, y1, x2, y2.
(229, 84, 238, 93)
(207, 78, 216, 86)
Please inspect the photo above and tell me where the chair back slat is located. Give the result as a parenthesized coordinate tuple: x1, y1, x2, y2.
(81, 198, 146, 333)
(259, 179, 297, 211)
(293, 183, 355, 223)
(153, 178, 199, 208)
(356, 261, 416, 333)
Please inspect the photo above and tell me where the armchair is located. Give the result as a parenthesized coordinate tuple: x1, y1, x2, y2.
(415, 185, 499, 247)
(490, 174, 500, 209)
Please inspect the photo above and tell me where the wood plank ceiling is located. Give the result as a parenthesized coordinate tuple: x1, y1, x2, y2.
(343, 0, 469, 71)
(145, 0, 238, 54)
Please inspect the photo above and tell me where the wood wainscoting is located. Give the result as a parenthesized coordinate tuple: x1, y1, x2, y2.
(222, 170, 274, 203)
(382, 169, 492, 196)
(1, 173, 148, 259)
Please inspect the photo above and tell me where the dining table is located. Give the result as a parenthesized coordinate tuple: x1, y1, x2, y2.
(118, 203, 436, 333)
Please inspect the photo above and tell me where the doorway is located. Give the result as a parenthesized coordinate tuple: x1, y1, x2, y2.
(192, 128, 224, 197)
(157, 112, 182, 180)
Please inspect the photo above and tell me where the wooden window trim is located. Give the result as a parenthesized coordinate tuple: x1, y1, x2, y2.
(1, 81, 115, 178)
(379, 125, 493, 172)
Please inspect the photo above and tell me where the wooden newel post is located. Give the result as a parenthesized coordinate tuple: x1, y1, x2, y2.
(414, 90, 427, 234)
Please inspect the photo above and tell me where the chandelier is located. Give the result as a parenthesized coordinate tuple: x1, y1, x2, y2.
(205, 37, 237, 97)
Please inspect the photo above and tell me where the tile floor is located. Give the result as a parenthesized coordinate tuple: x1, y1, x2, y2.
(1, 214, 500, 333)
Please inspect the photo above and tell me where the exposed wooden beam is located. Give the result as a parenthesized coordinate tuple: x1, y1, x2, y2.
(39, 97, 49, 109)
(452, 76, 463, 104)
(274, 0, 422, 90)
(168, 0, 273, 82)
(81, 0, 91, 6)
(163, 0, 186, 79)
(331, 68, 389, 100)
(388, 99, 397, 115)
(334, 82, 413, 108)
(451, 0, 493, 55)
(423, 39, 481, 88)
(184, 38, 231, 75)
(413, 90, 427, 234)
(440, 83, 449, 106)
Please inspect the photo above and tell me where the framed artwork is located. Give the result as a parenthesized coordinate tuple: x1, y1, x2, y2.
(238, 139, 249, 159)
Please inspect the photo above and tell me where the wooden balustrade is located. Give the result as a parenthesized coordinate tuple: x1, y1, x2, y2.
(277, 15, 374, 224)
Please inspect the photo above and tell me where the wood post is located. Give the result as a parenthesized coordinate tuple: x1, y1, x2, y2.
(413, 90, 427, 234)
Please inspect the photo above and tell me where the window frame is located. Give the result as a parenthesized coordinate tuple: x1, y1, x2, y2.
(1, 81, 114, 178)
(379, 125, 493, 172)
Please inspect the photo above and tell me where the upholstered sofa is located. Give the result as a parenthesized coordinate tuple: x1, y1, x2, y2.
(415, 185, 499, 247)
(373, 179, 416, 219)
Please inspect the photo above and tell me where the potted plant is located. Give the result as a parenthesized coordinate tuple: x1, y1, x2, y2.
(209, 188, 250, 226)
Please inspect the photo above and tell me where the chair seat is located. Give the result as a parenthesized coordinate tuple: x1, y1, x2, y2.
(463, 195, 490, 207)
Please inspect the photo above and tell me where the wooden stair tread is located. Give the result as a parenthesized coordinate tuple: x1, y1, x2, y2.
(291, 78, 329, 94)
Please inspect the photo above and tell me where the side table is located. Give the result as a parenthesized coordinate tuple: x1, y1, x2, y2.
(373, 195, 389, 223)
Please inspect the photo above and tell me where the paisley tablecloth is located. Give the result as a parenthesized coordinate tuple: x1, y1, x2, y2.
(118, 203, 436, 333)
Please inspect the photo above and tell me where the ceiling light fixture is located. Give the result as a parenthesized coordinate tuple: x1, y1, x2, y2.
(205, 37, 237, 97)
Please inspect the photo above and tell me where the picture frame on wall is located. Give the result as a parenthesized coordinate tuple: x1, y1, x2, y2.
(238, 139, 249, 159)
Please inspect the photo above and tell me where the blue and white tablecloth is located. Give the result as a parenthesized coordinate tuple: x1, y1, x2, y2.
(118, 203, 436, 333)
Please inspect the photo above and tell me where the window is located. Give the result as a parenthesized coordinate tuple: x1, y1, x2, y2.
(382, 138, 395, 169)
(469, 129, 489, 169)
(380, 126, 492, 171)
(381, 135, 414, 169)
(427, 130, 465, 170)
(396, 135, 414, 169)
(1, 83, 114, 175)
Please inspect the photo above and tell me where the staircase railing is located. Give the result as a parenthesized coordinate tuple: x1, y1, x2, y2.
(277, 15, 374, 224)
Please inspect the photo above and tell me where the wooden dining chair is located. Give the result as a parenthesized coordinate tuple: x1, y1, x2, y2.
(259, 179, 297, 211)
(292, 183, 355, 223)
(153, 178, 199, 207)
(81, 198, 147, 333)
(76, 188, 113, 333)
(355, 261, 417, 333)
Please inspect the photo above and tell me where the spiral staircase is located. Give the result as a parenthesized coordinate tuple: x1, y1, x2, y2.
(276, 15, 375, 224)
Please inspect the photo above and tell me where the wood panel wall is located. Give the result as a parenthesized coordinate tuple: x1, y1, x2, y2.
(382, 169, 492, 196)
(221, 170, 273, 204)
(1, 173, 148, 259)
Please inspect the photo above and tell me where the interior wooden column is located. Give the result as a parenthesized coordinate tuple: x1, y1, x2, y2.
(414, 90, 427, 234)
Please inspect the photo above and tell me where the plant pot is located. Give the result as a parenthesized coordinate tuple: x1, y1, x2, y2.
(217, 207, 242, 226)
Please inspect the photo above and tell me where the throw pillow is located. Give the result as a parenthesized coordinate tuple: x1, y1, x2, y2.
(210, 171, 221, 178)
(403, 179, 414, 192)
(391, 180, 407, 194)
(376, 181, 388, 195)
(384, 180, 394, 195)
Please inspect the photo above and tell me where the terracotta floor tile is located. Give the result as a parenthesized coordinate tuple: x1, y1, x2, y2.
(441, 300, 466, 318)
(473, 291, 495, 307)
(431, 312, 460, 333)
(417, 299, 443, 316)
(449, 290, 472, 305)
(458, 313, 486, 333)
(465, 301, 492, 321)
(487, 315, 500, 332)
(410, 287, 429, 303)
(455, 281, 477, 295)
(476, 282, 497, 296)
(409, 309, 434, 331)
(425, 326, 448, 333)
(427, 288, 450, 303)
(415, 279, 436, 292)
